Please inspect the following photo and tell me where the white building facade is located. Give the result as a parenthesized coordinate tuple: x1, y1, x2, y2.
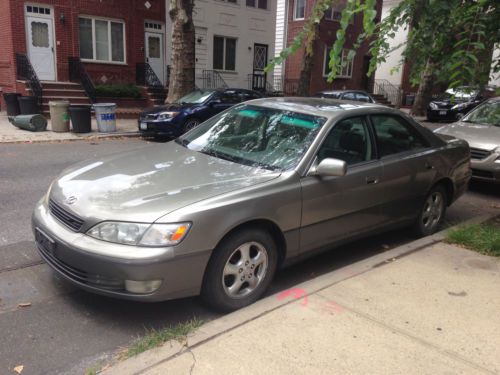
(165, 0, 277, 90)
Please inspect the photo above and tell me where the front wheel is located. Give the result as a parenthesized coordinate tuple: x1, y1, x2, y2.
(201, 228, 278, 312)
(413, 185, 447, 237)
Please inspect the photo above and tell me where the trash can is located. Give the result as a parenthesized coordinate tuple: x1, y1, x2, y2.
(8, 114, 47, 132)
(93, 103, 117, 132)
(68, 105, 92, 133)
(18, 96, 39, 115)
(3, 93, 21, 116)
(49, 101, 70, 132)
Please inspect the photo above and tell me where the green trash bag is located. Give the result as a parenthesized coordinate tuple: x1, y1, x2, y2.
(8, 114, 48, 132)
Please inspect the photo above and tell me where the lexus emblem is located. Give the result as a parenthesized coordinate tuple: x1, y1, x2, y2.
(65, 196, 77, 205)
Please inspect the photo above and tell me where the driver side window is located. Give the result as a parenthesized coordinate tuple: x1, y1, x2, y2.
(318, 117, 373, 165)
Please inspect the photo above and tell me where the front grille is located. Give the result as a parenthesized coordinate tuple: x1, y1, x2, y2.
(471, 169, 494, 179)
(49, 199, 84, 232)
(37, 243, 124, 291)
(469, 147, 492, 160)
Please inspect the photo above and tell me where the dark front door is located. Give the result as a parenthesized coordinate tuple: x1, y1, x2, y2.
(362, 56, 374, 92)
(252, 44, 268, 92)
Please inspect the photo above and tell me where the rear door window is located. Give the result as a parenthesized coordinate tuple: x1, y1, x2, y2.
(370, 115, 429, 157)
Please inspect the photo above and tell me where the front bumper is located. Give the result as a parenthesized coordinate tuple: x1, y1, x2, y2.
(32, 198, 211, 301)
(471, 155, 500, 183)
(138, 119, 182, 137)
(426, 108, 458, 122)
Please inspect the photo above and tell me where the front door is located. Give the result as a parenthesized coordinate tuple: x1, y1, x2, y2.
(26, 12, 56, 81)
(252, 44, 268, 91)
(145, 32, 165, 84)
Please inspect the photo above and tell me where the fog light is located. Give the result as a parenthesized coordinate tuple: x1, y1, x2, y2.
(125, 280, 162, 294)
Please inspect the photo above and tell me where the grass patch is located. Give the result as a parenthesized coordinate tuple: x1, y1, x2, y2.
(445, 221, 500, 257)
(122, 318, 203, 359)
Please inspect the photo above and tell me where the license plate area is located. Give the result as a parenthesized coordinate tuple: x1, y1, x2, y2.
(35, 227, 56, 255)
(140, 122, 148, 130)
(439, 110, 447, 115)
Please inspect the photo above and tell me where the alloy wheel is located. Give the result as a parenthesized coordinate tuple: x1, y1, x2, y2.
(422, 191, 444, 231)
(222, 241, 269, 299)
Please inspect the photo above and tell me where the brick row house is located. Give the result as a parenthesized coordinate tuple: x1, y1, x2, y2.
(0, 0, 167, 115)
(275, 0, 383, 97)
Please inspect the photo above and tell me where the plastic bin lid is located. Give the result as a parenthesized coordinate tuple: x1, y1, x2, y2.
(93, 103, 117, 107)
(49, 101, 70, 106)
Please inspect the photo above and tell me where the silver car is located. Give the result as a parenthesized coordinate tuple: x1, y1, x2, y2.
(32, 98, 471, 311)
(435, 97, 500, 183)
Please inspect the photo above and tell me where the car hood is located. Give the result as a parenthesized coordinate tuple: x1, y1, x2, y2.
(435, 122, 500, 150)
(49, 143, 280, 223)
(140, 103, 198, 115)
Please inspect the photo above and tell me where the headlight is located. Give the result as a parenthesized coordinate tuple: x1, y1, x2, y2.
(429, 102, 438, 110)
(158, 111, 180, 120)
(451, 103, 468, 111)
(87, 222, 191, 246)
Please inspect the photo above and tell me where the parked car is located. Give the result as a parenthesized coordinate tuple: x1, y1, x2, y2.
(314, 90, 376, 103)
(434, 97, 500, 183)
(138, 88, 262, 137)
(33, 98, 470, 312)
(426, 86, 496, 122)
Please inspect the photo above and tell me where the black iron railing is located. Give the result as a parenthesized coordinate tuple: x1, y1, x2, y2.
(201, 70, 228, 89)
(136, 63, 167, 102)
(372, 79, 403, 107)
(68, 57, 96, 103)
(15, 54, 43, 104)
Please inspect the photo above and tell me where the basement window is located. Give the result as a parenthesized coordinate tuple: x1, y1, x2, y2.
(79, 16, 125, 64)
(246, 0, 267, 9)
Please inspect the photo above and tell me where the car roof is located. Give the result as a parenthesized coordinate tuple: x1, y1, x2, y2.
(247, 97, 394, 119)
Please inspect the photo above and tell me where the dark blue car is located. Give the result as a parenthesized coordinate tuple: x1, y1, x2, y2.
(138, 88, 262, 138)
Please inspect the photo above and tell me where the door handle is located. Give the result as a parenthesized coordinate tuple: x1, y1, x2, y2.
(366, 177, 379, 185)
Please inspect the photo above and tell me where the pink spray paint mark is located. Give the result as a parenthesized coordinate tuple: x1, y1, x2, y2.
(277, 288, 309, 306)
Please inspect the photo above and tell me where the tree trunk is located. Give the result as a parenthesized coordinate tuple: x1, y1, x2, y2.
(297, 23, 320, 96)
(411, 58, 435, 116)
(166, 0, 195, 103)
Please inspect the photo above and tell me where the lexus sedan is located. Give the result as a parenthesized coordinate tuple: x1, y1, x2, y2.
(435, 97, 500, 183)
(138, 88, 262, 138)
(33, 98, 471, 312)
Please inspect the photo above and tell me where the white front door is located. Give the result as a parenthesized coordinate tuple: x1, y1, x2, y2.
(145, 32, 165, 84)
(26, 16, 56, 81)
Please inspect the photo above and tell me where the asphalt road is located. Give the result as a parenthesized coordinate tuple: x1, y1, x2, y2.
(0, 138, 499, 375)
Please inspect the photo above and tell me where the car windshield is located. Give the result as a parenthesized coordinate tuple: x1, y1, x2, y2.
(176, 90, 215, 104)
(462, 101, 500, 126)
(176, 105, 326, 170)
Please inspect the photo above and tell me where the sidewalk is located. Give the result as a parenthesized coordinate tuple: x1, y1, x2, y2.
(0, 111, 140, 143)
(105, 227, 500, 375)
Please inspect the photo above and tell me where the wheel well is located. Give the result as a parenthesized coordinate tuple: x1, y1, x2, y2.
(217, 220, 287, 267)
(433, 178, 454, 206)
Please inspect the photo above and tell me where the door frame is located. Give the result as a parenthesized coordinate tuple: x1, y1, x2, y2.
(24, 3, 57, 81)
(144, 21, 166, 84)
(252, 43, 268, 91)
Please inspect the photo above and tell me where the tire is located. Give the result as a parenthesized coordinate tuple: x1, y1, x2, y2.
(413, 184, 447, 237)
(201, 228, 278, 312)
(183, 118, 200, 133)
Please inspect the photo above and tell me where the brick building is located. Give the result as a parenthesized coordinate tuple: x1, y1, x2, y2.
(275, 0, 383, 95)
(0, 0, 166, 111)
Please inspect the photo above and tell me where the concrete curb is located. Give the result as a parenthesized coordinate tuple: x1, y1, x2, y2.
(102, 213, 495, 375)
(0, 131, 141, 144)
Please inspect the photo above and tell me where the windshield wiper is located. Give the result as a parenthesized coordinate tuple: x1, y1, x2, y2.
(199, 149, 281, 171)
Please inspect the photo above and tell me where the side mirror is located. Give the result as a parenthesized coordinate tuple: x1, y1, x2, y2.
(308, 158, 347, 177)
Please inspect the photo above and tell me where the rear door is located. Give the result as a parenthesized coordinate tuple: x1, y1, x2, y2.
(300, 116, 386, 253)
(369, 114, 437, 223)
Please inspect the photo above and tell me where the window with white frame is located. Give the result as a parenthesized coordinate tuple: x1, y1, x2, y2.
(79, 17, 125, 63)
(213, 36, 237, 71)
(294, 0, 305, 19)
(246, 0, 267, 9)
(323, 47, 354, 78)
